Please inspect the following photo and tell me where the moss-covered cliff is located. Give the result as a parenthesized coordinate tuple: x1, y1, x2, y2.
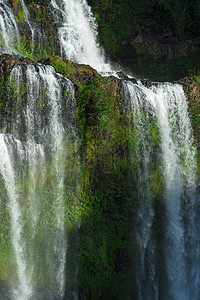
(0, 53, 136, 299)
(88, 0, 200, 81)
(1, 0, 200, 298)
(1, 50, 200, 299)
(4, 0, 200, 81)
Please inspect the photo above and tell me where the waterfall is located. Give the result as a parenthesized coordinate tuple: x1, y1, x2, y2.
(122, 81, 159, 299)
(123, 80, 200, 299)
(0, 0, 19, 54)
(0, 0, 200, 298)
(0, 64, 79, 299)
(0, 134, 33, 300)
(19, 0, 38, 57)
(50, 0, 112, 73)
(0, 0, 38, 57)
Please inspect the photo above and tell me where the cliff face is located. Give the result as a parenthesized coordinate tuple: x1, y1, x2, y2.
(2, 0, 200, 81)
(0, 53, 134, 299)
(178, 75, 200, 150)
(1, 1, 200, 299)
(88, 0, 200, 81)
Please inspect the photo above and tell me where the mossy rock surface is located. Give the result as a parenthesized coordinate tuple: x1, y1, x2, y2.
(178, 75, 200, 150)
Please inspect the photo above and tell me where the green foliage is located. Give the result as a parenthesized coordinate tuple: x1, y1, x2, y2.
(76, 76, 135, 298)
(50, 59, 71, 78)
(89, 0, 200, 81)
(188, 97, 200, 147)
(15, 10, 24, 23)
(0, 188, 12, 280)
(0, 72, 11, 116)
(27, 3, 51, 24)
(157, 0, 200, 38)
(194, 75, 200, 85)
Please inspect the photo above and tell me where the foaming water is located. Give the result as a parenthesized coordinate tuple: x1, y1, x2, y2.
(123, 80, 199, 299)
(0, 0, 200, 298)
(0, 0, 19, 53)
(0, 134, 33, 300)
(0, 0, 40, 57)
(0, 64, 79, 299)
(51, 0, 113, 73)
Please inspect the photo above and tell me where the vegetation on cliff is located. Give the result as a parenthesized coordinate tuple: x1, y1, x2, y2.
(1, 0, 200, 298)
(88, 0, 200, 81)
(0, 54, 137, 298)
(6, 0, 200, 81)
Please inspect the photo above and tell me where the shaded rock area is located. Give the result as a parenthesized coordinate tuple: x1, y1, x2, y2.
(0, 54, 36, 76)
(0, 54, 120, 102)
(178, 76, 200, 101)
(133, 25, 193, 59)
(114, 248, 131, 273)
(178, 75, 200, 149)
(0, 283, 11, 300)
(40, 55, 120, 101)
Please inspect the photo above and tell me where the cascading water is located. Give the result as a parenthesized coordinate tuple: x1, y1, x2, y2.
(122, 81, 158, 299)
(18, 0, 38, 57)
(0, 0, 200, 298)
(0, 0, 39, 57)
(50, 0, 112, 73)
(0, 64, 79, 299)
(0, 134, 33, 300)
(0, 0, 19, 53)
(123, 80, 200, 299)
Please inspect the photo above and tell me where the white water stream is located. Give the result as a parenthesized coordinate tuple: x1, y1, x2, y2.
(0, 135, 33, 300)
(0, 0, 38, 56)
(0, 64, 77, 299)
(0, 0, 19, 53)
(123, 80, 199, 299)
(51, 0, 112, 73)
(0, 0, 200, 299)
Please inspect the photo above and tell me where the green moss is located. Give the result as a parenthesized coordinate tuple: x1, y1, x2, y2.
(14, 36, 46, 61)
(50, 59, 71, 78)
(188, 97, 200, 148)
(150, 119, 160, 146)
(194, 75, 200, 85)
(0, 195, 12, 281)
(150, 167, 163, 198)
(76, 76, 135, 299)
(27, 3, 51, 24)
(38, 87, 46, 108)
(9, 76, 26, 106)
(15, 10, 24, 23)
(0, 72, 11, 116)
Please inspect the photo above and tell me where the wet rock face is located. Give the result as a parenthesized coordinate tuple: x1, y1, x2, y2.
(0, 54, 38, 77)
(178, 76, 200, 100)
(133, 25, 193, 59)
(178, 75, 200, 149)
(0, 54, 20, 76)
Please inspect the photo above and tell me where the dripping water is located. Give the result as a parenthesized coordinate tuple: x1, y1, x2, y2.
(50, 0, 113, 74)
(0, 0, 200, 298)
(123, 80, 200, 299)
(0, 64, 79, 299)
(0, 0, 19, 54)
